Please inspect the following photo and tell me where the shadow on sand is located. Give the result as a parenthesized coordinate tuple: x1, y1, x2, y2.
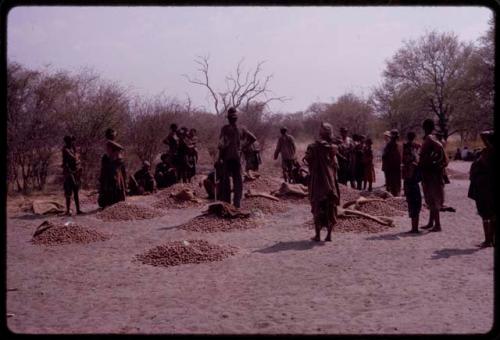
(254, 240, 326, 254)
(365, 231, 427, 241)
(430, 248, 481, 260)
(13, 208, 100, 221)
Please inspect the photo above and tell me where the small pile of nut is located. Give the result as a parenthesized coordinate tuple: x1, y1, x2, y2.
(136, 239, 237, 267)
(306, 215, 394, 234)
(180, 215, 258, 233)
(356, 200, 404, 217)
(241, 197, 289, 214)
(96, 202, 164, 221)
(32, 221, 110, 245)
(339, 184, 361, 204)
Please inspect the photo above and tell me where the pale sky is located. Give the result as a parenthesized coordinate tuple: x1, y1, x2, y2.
(7, 6, 492, 113)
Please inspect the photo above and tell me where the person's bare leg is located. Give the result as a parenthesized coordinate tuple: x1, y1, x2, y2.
(312, 223, 321, 242)
(429, 210, 441, 232)
(65, 195, 71, 215)
(422, 210, 434, 229)
(75, 189, 83, 214)
(324, 224, 332, 242)
(368, 181, 373, 192)
(409, 216, 419, 233)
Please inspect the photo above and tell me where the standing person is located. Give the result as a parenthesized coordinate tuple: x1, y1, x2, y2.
(402, 132, 422, 233)
(186, 128, 199, 181)
(62, 135, 83, 215)
(362, 138, 375, 191)
(353, 134, 365, 190)
(337, 127, 354, 187)
(218, 107, 244, 208)
(274, 126, 297, 183)
(382, 129, 402, 196)
(241, 127, 260, 172)
(98, 139, 127, 209)
(468, 130, 495, 247)
(176, 127, 190, 183)
(304, 122, 340, 242)
(163, 123, 180, 182)
(419, 119, 448, 232)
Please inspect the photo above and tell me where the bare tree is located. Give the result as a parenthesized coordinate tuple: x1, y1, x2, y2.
(184, 56, 288, 115)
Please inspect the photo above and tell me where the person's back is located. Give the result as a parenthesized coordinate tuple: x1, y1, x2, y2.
(219, 124, 241, 161)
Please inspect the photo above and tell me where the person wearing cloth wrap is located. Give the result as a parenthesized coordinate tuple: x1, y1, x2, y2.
(304, 122, 340, 242)
(98, 139, 127, 208)
(218, 107, 244, 208)
(241, 127, 260, 172)
(62, 135, 83, 215)
(468, 130, 495, 248)
(382, 129, 402, 196)
(419, 119, 448, 232)
(336, 127, 355, 187)
(129, 161, 155, 195)
(402, 131, 422, 233)
(274, 126, 297, 183)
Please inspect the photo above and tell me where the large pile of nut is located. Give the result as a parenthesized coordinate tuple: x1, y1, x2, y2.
(356, 200, 404, 217)
(306, 216, 393, 233)
(96, 202, 164, 221)
(245, 175, 282, 193)
(136, 239, 237, 267)
(384, 197, 409, 212)
(339, 184, 361, 204)
(241, 197, 289, 214)
(152, 196, 207, 210)
(180, 215, 258, 233)
(32, 222, 110, 245)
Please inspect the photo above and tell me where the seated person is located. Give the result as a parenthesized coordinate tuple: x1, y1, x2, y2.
(129, 161, 155, 195)
(155, 154, 177, 189)
(203, 160, 223, 200)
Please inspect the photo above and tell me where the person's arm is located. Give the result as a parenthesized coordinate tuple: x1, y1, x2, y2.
(290, 136, 297, 156)
(274, 138, 282, 160)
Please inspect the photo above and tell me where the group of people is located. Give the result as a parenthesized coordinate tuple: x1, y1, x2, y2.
(60, 107, 495, 248)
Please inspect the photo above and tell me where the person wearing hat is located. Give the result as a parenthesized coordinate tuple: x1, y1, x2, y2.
(362, 137, 376, 192)
(303, 122, 340, 242)
(62, 135, 83, 215)
(337, 127, 355, 187)
(129, 160, 155, 195)
(468, 130, 495, 247)
(382, 129, 402, 196)
(418, 119, 448, 232)
(274, 126, 297, 183)
(155, 153, 177, 189)
(402, 131, 422, 233)
(98, 138, 127, 208)
(217, 107, 244, 208)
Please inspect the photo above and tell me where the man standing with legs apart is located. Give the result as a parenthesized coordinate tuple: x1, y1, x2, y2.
(62, 135, 83, 216)
(419, 119, 448, 232)
(274, 126, 297, 183)
(218, 107, 244, 208)
(304, 123, 340, 242)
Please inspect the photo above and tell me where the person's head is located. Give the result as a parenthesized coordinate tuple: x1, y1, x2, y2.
(63, 135, 73, 146)
(170, 123, 178, 132)
(365, 138, 373, 147)
(319, 122, 333, 141)
(105, 128, 116, 140)
(352, 134, 360, 142)
(480, 130, 494, 148)
(189, 128, 197, 136)
(179, 127, 188, 136)
(280, 126, 287, 135)
(340, 127, 348, 137)
(422, 118, 435, 135)
(142, 160, 151, 170)
(160, 153, 168, 163)
(227, 107, 238, 124)
(390, 129, 399, 141)
(406, 131, 416, 142)
(383, 130, 391, 142)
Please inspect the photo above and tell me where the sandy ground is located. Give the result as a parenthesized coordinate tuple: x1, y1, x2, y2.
(6, 160, 493, 334)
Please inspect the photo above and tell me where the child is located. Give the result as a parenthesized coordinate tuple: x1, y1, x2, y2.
(362, 138, 375, 191)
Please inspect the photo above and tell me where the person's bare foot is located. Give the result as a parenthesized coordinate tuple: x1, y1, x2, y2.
(421, 224, 433, 230)
(428, 226, 442, 232)
(477, 241, 493, 248)
(311, 235, 321, 242)
(65, 211, 71, 216)
(324, 235, 332, 242)
(408, 229, 420, 234)
(76, 210, 84, 215)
